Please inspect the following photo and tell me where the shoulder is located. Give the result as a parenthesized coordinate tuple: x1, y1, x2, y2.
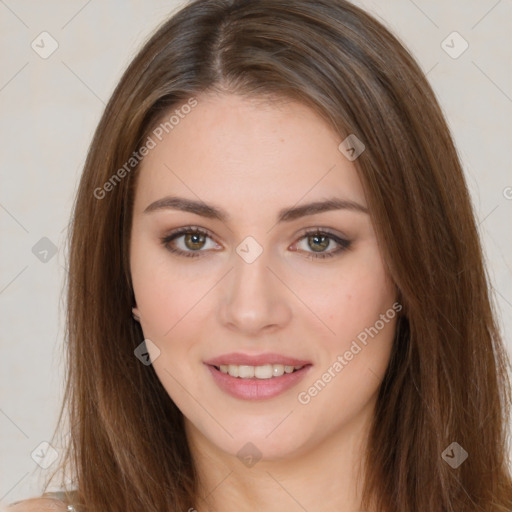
(3, 493, 71, 512)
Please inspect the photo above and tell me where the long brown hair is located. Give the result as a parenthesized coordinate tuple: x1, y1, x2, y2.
(37, 0, 512, 510)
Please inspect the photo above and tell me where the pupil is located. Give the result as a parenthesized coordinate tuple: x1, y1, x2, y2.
(186, 233, 205, 250)
(310, 234, 328, 252)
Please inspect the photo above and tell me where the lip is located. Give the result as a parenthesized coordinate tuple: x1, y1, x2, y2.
(204, 352, 311, 367)
(204, 358, 313, 401)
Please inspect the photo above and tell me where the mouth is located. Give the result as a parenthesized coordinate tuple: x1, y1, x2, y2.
(211, 363, 306, 379)
(205, 362, 313, 401)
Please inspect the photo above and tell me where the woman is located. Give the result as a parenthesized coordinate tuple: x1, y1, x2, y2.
(8, 0, 512, 511)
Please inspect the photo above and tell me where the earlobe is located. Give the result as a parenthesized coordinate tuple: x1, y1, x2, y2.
(132, 306, 141, 322)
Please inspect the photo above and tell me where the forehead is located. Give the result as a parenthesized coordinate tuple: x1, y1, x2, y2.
(133, 92, 367, 215)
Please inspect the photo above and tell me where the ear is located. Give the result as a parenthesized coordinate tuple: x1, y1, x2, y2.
(132, 306, 141, 322)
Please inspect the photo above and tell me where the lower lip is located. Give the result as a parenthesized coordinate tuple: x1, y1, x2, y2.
(205, 364, 312, 401)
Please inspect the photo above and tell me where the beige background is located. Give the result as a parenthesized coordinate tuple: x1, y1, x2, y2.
(1, 0, 511, 505)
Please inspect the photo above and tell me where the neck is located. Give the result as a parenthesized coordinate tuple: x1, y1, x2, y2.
(185, 397, 376, 512)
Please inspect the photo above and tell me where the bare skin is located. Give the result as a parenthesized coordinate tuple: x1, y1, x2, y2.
(130, 92, 397, 512)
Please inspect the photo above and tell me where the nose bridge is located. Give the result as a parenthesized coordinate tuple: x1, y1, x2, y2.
(233, 244, 272, 295)
(218, 238, 291, 333)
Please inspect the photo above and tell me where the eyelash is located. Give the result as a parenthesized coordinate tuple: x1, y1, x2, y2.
(160, 225, 351, 260)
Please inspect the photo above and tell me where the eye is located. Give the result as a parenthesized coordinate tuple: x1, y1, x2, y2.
(292, 228, 351, 259)
(160, 226, 220, 258)
(160, 226, 351, 259)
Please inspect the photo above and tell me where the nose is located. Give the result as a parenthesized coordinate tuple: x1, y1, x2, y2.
(218, 247, 292, 336)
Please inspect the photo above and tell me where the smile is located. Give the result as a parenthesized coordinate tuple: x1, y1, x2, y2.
(205, 363, 312, 400)
(216, 363, 305, 379)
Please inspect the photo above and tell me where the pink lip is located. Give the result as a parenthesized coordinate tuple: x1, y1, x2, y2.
(204, 359, 313, 401)
(204, 352, 311, 367)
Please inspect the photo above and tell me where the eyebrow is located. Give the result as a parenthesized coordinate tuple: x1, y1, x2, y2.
(143, 195, 368, 222)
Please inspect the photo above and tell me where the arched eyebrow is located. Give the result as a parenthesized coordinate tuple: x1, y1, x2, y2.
(143, 196, 368, 222)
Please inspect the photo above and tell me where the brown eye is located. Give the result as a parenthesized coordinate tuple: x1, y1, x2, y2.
(160, 227, 219, 258)
(293, 229, 351, 260)
(160, 226, 350, 260)
(183, 232, 207, 250)
(307, 234, 330, 252)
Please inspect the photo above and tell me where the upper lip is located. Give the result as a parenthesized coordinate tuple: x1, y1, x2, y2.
(204, 352, 312, 367)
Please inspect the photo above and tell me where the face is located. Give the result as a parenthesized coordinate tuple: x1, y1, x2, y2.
(130, 92, 398, 462)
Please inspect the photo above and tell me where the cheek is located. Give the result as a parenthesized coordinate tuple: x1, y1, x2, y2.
(132, 232, 396, 343)
(134, 276, 207, 345)
(294, 258, 397, 425)
(301, 248, 396, 345)
(130, 235, 195, 339)
(130, 227, 219, 326)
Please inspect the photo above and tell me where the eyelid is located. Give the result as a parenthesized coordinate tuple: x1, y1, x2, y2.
(160, 225, 351, 259)
(291, 227, 351, 259)
(159, 225, 221, 256)
(295, 226, 350, 243)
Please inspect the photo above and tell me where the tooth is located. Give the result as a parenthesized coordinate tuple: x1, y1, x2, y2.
(272, 364, 285, 377)
(217, 363, 305, 379)
(228, 364, 239, 377)
(254, 364, 273, 379)
(238, 365, 255, 378)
